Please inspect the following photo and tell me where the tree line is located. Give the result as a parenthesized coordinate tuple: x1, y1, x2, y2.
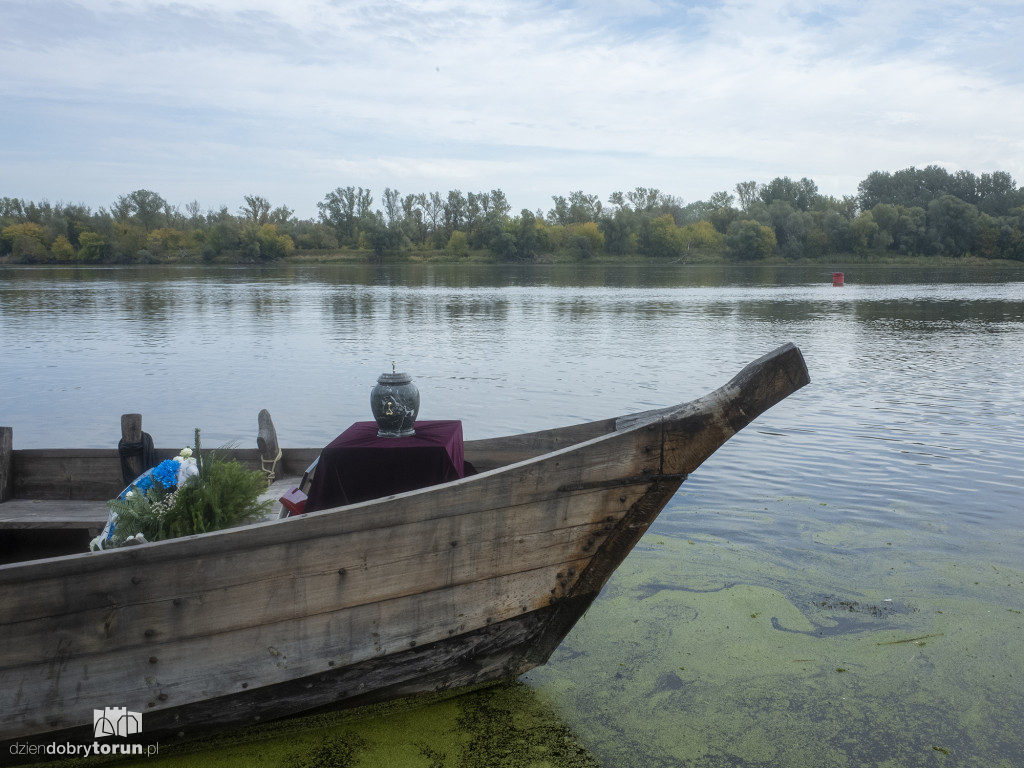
(2, 166, 1023, 264)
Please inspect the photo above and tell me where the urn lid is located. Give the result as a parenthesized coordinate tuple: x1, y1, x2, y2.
(376, 371, 413, 385)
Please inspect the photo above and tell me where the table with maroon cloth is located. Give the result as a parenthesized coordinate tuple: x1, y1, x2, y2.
(303, 420, 471, 513)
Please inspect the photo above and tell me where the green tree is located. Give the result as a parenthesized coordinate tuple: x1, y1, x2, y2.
(849, 211, 880, 255)
(113, 221, 149, 261)
(1, 222, 47, 261)
(726, 219, 776, 260)
(759, 177, 819, 212)
(423, 192, 444, 244)
(297, 222, 339, 250)
(641, 214, 685, 259)
(77, 231, 110, 262)
(474, 189, 512, 252)
(245, 223, 295, 260)
(443, 190, 467, 236)
(488, 189, 511, 220)
(239, 195, 271, 226)
(147, 227, 194, 259)
(709, 203, 739, 234)
(382, 188, 402, 226)
(678, 220, 724, 255)
(197, 206, 241, 260)
(626, 187, 663, 213)
(977, 171, 1021, 216)
(735, 181, 760, 211)
(927, 194, 980, 256)
(447, 229, 469, 258)
(402, 194, 428, 244)
(765, 201, 810, 258)
(515, 209, 539, 260)
(891, 206, 927, 255)
(185, 200, 204, 229)
(599, 207, 637, 255)
(51, 234, 75, 261)
(113, 189, 167, 231)
(318, 186, 372, 246)
(565, 221, 604, 259)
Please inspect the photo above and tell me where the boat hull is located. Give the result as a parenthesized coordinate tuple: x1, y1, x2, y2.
(0, 343, 809, 753)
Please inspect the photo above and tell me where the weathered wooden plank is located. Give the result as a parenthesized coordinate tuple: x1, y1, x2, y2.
(0, 427, 12, 503)
(0, 424, 659, 590)
(10, 606, 556, 749)
(462, 417, 617, 471)
(1, 561, 588, 739)
(10, 449, 126, 500)
(5, 448, 320, 502)
(0, 499, 107, 531)
(1, 422, 607, 505)
(257, 409, 281, 481)
(120, 413, 147, 483)
(0, 484, 643, 665)
(660, 343, 811, 475)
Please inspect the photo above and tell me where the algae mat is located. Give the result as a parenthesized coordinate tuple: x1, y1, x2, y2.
(29, 683, 600, 768)
(23, 495, 1022, 767)
(524, 493, 1024, 767)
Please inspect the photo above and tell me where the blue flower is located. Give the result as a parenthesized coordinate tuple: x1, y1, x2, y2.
(151, 459, 181, 490)
(134, 475, 155, 494)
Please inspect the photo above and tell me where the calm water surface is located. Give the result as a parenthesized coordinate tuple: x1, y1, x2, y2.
(2, 262, 1023, 766)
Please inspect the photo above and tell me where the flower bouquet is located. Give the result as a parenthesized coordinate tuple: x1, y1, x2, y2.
(91, 428, 272, 550)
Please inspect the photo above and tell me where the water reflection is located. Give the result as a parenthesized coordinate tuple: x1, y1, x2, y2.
(3, 262, 1024, 766)
(2, 264, 1022, 527)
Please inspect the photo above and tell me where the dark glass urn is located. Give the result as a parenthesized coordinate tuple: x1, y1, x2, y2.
(370, 371, 420, 437)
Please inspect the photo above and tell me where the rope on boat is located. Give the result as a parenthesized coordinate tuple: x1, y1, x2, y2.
(261, 445, 282, 484)
(118, 431, 155, 485)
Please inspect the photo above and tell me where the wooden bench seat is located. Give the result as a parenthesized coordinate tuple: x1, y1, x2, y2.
(0, 498, 108, 533)
(0, 475, 301, 532)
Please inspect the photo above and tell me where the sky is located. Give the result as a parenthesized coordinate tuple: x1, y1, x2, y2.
(2, 0, 1024, 220)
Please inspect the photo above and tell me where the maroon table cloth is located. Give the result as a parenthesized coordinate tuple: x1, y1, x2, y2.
(303, 420, 468, 513)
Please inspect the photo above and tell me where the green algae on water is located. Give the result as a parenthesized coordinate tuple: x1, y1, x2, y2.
(30, 682, 599, 768)
(525, 495, 1024, 768)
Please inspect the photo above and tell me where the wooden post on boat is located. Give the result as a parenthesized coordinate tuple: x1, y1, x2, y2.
(119, 413, 148, 484)
(257, 409, 282, 482)
(0, 426, 12, 502)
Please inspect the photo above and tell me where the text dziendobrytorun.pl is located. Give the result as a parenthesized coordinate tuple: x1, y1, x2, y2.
(9, 741, 158, 758)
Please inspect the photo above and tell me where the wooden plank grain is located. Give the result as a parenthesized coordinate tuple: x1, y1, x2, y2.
(0, 499, 107, 530)
(0, 422, 660, 587)
(0, 427, 12, 503)
(0, 561, 589, 740)
(11, 450, 126, 500)
(0, 484, 645, 667)
(5, 448, 320, 502)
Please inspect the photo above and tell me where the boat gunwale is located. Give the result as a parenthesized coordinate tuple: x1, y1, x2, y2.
(0, 406, 669, 580)
(0, 340, 809, 581)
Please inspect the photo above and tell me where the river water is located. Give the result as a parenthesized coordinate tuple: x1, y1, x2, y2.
(2, 262, 1023, 767)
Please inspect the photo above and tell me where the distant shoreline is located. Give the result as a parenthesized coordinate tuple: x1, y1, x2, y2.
(5, 250, 1022, 270)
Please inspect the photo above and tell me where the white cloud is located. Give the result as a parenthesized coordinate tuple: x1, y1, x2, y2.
(2, 0, 1023, 216)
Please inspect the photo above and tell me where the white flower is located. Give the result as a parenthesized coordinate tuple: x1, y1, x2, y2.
(179, 447, 193, 459)
(176, 456, 199, 486)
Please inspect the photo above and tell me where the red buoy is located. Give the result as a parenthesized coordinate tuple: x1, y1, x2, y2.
(832, 272, 845, 287)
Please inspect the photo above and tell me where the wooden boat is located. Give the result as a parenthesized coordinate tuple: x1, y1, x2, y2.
(0, 343, 809, 753)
